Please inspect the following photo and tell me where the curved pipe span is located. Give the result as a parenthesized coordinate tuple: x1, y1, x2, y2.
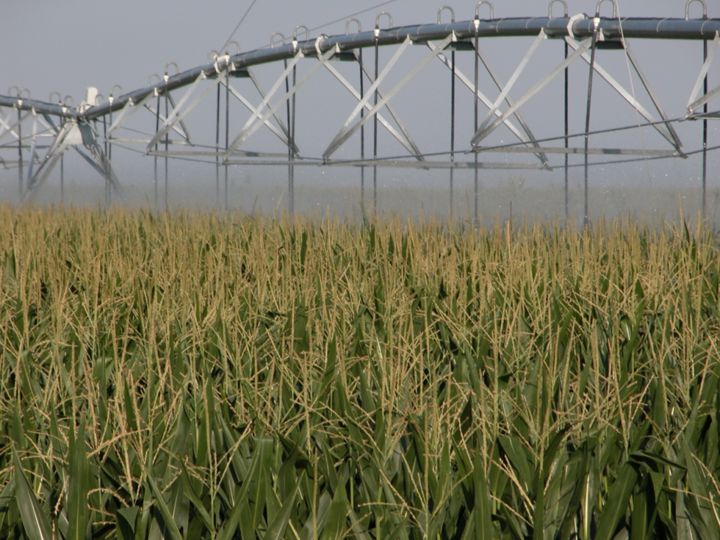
(68, 15, 720, 121)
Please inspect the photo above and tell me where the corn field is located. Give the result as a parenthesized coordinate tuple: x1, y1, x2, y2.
(0, 206, 719, 540)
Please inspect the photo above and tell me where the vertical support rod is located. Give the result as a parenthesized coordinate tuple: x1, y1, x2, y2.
(164, 92, 169, 210)
(60, 116, 65, 203)
(285, 59, 292, 217)
(18, 109, 23, 198)
(584, 25, 599, 228)
(474, 29, 479, 228)
(703, 36, 708, 220)
(374, 36, 379, 212)
(564, 39, 569, 221)
(450, 48, 456, 219)
(290, 65, 296, 216)
(216, 83, 221, 207)
(103, 116, 109, 207)
(360, 49, 365, 203)
(225, 69, 230, 211)
(154, 94, 160, 209)
(108, 110, 113, 162)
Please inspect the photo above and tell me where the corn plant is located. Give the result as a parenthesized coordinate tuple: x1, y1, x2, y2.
(0, 206, 718, 540)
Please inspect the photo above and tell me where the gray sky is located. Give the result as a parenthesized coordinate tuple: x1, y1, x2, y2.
(2, 0, 719, 218)
(1, 0, 712, 100)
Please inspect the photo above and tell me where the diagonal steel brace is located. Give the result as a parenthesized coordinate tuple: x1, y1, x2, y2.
(0, 109, 31, 144)
(25, 110, 39, 185)
(323, 34, 452, 160)
(353, 50, 424, 161)
(147, 73, 222, 150)
(221, 78, 299, 153)
(107, 91, 156, 136)
(323, 60, 423, 161)
(428, 41, 548, 166)
(246, 68, 296, 150)
(688, 32, 720, 111)
(224, 46, 336, 158)
(478, 30, 547, 135)
(566, 37, 678, 149)
(23, 121, 75, 198)
(143, 104, 190, 141)
(687, 32, 720, 115)
(165, 91, 193, 143)
(625, 45, 683, 154)
(323, 36, 414, 160)
(472, 37, 593, 146)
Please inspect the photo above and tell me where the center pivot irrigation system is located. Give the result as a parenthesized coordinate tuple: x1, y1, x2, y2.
(2, 0, 720, 222)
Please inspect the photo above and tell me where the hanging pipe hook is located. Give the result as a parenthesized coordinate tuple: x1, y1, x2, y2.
(270, 32, 285, 47)
(294, 25, 309, 43)
(549, 0, 568, 18)
(375, 11, 393, 30)
(596, 0, 618, 18)
(164, 61, 179, 78)
(438, 6, 455, 24)
(686, 0, 707, 20)
(345, 18, 362, 34)
(475, 2, 494, 20)
(110, 85, 123, 99)
(225, 40, 240, 55)
(164, 62, 178, 84)
(49, 92, 62, 104)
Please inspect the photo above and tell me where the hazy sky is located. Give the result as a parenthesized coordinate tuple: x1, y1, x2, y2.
(2, 0, 711, 105)
(2, 0, 719, 217)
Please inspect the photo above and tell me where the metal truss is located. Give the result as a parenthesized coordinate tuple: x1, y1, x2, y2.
(2, 0, 719, 220)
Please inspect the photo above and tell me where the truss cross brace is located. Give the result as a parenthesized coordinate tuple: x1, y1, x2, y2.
(147, 73, 221, 150)
(624, 46, 683, 154)
(224, 46, 336, 158)
(472, 37, 593, 146)
(246, 69, 297, 152)
(428, 41, 548, 166)
(478, 30, 547, 135)
(566, 37, 679, 151)
(23, 121, 75, 198)
(221, 79, 297, 152)
(353, 51, 425, 161)
(323, 34, 453, 160)
(323, 60, 423, 161)
(107, 91, 156, 135)
(144, 104, 192, 141)
(687, 32, 720, 115)
(0, 109, 31, 144)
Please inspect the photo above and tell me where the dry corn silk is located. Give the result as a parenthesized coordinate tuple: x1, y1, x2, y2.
(1, 206, 719, 540)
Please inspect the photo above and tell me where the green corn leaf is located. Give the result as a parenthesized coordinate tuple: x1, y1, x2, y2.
(630, 488, 648, 540)
(319, 476, 348, 540)
(300, 491, 332, 540)
(216, 436, 273, 540)
(594, 463, 638, 540)
(144, 463, 185, 540)
(180, 466, 214, 533)
(167, 476, 190, 538)
(123, 379, 139, 434)
(67, 420, 90, 540)
(474, 455, 493, 540)
(263, 482, 298, 540)
(349, 509, 373, 540)
(12, 447, 53, 540)
(116, 507, 140, 540)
